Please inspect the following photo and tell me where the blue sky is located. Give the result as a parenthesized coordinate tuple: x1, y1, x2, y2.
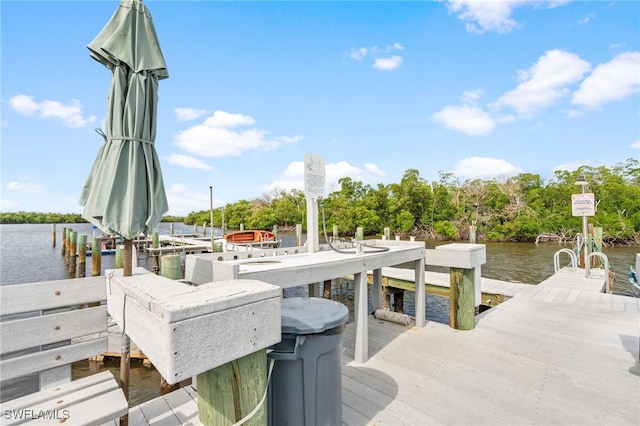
(2, 0, 639, 217)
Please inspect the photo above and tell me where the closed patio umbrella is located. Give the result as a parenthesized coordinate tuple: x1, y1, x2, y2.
(79, 0, 169, 277)
(78, 0, 168, 414)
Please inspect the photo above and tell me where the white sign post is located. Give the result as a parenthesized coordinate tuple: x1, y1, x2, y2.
(572, 191, 594, 277)
(304, 154, 325, 253)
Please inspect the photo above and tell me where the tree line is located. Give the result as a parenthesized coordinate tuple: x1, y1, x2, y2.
(184, 159, 639, 246)
(2, 159, 638, 246)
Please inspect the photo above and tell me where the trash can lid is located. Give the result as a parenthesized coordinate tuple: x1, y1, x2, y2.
(281, 297, 349, 335)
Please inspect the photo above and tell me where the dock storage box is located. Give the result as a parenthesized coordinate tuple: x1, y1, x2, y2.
(106, 268, 282, 384)
(268, 297, 349, 426)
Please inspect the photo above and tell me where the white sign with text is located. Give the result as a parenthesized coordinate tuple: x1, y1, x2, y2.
(572, 193, 595, 216)
(304, 153, 325, 198)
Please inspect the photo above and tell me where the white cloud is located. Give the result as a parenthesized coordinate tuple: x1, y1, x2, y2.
(165, 183, 213, 216)
(452, 157, 522, 179)
(495, 49, 591, 118)
(166, 154, 212, 170)
(572, 51, 640, 109)
(461, 90, 483, 103)
(444, 0, 569, 34)
(174, 107, 208, 122)
(630, 140, 640, 150)
(261, 160, 387, 195)
(445, 0, 520, 34)
(203, 110, 255, 128)
(349, 43, 404, 70)
(578, 13, 596, 25)
(374, 55, 403, 71)
(350, 47, 368, 61)
(0, 199, 21, 212)
(8, 94, 95, 128)
(432, 105, 495, 136)
(363, 163, 386, 177)
(6, 181, 42, 194)
(174, 110, 302, 158)
(553, 161, 589, 173)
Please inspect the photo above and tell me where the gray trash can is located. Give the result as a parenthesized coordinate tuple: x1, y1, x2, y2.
(267, 297, 349, 426)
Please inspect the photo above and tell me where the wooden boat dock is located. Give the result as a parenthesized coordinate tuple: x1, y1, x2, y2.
(127, 267, 639, 425)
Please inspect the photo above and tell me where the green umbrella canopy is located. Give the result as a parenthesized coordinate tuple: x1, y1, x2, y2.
(79, 0, 169, 240)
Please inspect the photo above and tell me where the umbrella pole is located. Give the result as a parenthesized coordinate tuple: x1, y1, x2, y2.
(123, 239, 133, 276)
(121, 239, 132, 425)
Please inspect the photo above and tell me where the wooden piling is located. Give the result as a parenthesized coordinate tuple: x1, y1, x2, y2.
(469, 225, 477, 243)
(384, 227, 391, 240)
(450, 267, 475, 330)
(77, 234, 87, 278)
(64, 228, 70, 265)
(151, 232, 160, 274)
(197, 349, 267, 426)
(393, 289, 404, 313)
(161, 254, 182, 280)
(356, 227, 364, 241)
(115, 245, 124, 268)
(69, 231, 77, 275)
(323, 279, 332, 299)
(52, 224, 56, 247)
(92, 237, 102, 276)
(333, 225, 339, 242)
(203, 221, 208, 237)
(296, 224, 302, 246)
(61, 226, 66, 256)
(382, 286, 391, 310)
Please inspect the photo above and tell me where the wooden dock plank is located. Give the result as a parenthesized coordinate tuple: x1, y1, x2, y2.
(132, 393, 183, 426)
(162, 387, 198, 425)
(126, 266, 638, 425)
(623, 295, 639, 311)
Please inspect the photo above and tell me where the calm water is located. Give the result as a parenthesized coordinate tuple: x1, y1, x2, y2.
(1, 223, 638, 404)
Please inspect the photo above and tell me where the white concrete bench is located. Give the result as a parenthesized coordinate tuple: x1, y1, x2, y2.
(0, 277, 128, 425)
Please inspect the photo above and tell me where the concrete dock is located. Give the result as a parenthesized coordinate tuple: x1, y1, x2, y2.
(128, 268, 639, 425)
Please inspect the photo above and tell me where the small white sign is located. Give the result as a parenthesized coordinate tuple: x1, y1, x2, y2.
(304, 153, 325, 197)
(572, 193, 595, 216)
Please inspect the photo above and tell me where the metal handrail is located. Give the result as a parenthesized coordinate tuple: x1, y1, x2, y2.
(587, 252, 610, 292)
(554, 248, 578, 273)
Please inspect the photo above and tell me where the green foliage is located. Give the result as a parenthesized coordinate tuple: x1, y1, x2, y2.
(0, 212, 87, 224)
(434, 220, 459, 239)
(3, 159, 638, 245)
(395, 210, 415, 233)
(162, 215, 185, 223)
(485, 231, 505, 241)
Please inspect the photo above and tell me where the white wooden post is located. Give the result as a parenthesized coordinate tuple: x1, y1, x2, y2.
(306, 196, 319, 253)
(414, 257, 426, 327)
(354, 272, 368, 364)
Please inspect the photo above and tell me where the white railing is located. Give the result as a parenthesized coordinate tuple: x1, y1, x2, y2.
(554, 248, 578, 273)
(587, 252, 610, 292)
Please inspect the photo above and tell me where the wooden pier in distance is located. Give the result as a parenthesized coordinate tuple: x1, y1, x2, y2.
(126, 267, 639, 425)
